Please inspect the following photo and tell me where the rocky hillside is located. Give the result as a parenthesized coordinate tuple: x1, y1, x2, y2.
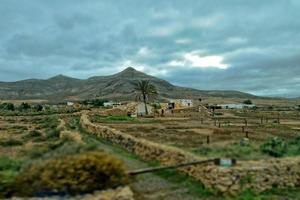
(0, 67, 256, 102)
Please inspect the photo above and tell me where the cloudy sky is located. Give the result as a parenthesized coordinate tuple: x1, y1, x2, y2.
(1, 0, 300, 97)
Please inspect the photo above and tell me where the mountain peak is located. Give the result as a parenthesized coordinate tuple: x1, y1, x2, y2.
(48, 74, 76, 81)
(121, 67, 138, 73)
(116, 67, 147, 78)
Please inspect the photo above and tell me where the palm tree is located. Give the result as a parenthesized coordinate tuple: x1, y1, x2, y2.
(134, 80, 158, 115)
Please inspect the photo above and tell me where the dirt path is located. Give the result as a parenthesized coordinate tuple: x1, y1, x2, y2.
(86, 137, 212, 200)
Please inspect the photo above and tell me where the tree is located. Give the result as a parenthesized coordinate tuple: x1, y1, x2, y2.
(34, 104, 43, 112)
(134, 80, 158, 115)
(19, 102, 31, 111)
(243, 99, 252, 105)
(1, 103, 15, 111)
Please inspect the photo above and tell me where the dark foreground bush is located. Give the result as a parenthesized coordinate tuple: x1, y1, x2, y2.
(6, 152, 128, 197)
(260, 137, 287, 157)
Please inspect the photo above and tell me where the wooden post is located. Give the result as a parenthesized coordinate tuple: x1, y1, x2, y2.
(242, 126, 245, 133)
(207, 135, 210, 144)
(128, 158, 224, 176)
(244, 118, 248, 127)
(245, 131, 249, 138)
(277, 113, 280, 124)
(218, 122, 221, 128)
(214, 119, 217, 126)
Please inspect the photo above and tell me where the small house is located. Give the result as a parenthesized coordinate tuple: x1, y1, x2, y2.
(104, 101, 121, 108)
(218, 104, 256, 109)
(67, 102, 74, 106)
(168, 99, 193, 109)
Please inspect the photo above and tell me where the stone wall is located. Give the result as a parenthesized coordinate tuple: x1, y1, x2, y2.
(80, 114, 300, 195)
(12, 186, 134, 200)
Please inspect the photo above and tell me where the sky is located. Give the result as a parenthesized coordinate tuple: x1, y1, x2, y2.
(1, 0, 300, 97)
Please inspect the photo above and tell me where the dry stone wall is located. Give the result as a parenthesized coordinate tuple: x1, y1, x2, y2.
(80, 114, 300, 195)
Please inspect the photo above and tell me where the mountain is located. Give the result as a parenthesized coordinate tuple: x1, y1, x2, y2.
(0, 67, 256, 102)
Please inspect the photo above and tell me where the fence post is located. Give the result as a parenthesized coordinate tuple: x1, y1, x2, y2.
(207, 135, 210, 144)
(244, 118, 248, 127)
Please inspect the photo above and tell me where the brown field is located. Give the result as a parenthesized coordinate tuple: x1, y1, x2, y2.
(91, 107, 300, 160)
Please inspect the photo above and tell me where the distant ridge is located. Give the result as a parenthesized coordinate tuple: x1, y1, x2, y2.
(0, 67, 257, 102)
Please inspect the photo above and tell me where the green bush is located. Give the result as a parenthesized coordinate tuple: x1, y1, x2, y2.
(0, 139, 23, 147)
(0, 157, 22, 197)
(37, 117, 59, 130)
(24, 145, 50, 159)
(260, 137, 287, 157)
(243, 99, 252, 105)
(18, 102, 31, 111)
(106, 115, 134, 121)
(81, 99, 108, 107)
(0, 103, 15, 111)
(0, 157, 22, 171)
(66, 117, 80, 130)
(23, 130, 42, 140)
(45, 129, 60, 139)
(34, 104, 43, 112)
(7, 152, 128, 197)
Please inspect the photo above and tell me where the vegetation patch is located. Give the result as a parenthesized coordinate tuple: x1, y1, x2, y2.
(260, 136, 300, 157)
(5, 152, 128, 197)
(0, 139, 23, 147)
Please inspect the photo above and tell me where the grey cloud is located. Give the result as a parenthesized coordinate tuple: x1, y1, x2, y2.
(0, 0, 299, 97)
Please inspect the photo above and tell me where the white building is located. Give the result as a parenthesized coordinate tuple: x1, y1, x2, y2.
(67, 102, 74, 106)
(218, 104, 256, 109)
(168, 99, 193, 109)
(103, 102, 114, 107)
(104, 101, 121, 108)
(179, 99, 193, 107)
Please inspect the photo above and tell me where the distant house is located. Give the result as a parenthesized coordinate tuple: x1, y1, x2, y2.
(103, 101, 121, 108)
(168, 99, 193, 109)
(103, 102, 114, 107)
(179, 99, 193, 107)
(67, 102, 74, 106)
(218, 104, 256, 109)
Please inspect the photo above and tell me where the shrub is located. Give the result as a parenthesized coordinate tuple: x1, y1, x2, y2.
(0, 103, 15, 111)
(18, 102, 31, 111)
(0, 157, 22, 197)
(8, 152, 128, 197)
(81, 99, 108, 107)
(0, 157, 22, 171)
(37, 117, 59, 130)
(215, 112, 223, 116)
(45, 129, 60, 139)
(24, 145, 50, 159)
(290, 136, 300, 146)
(260, 137, 287, 157)
(243, 99, 252, 105)
(23, 130, 42, 140)
(0, 139, 23, 147)
(106, 115, 134, 121)
(66, 117, 80, 130)
(34, 104, 43, 112)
